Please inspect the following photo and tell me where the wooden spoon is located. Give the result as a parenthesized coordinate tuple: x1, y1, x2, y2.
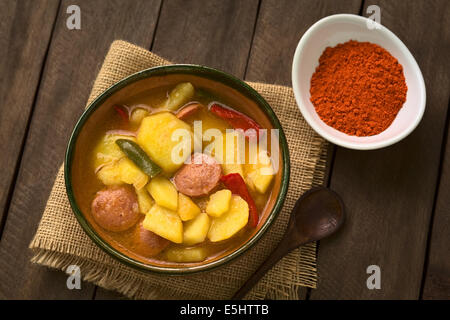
(232, 187, 345, 299)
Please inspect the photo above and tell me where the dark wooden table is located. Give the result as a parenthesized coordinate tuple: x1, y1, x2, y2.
(0, 0, 449, 300)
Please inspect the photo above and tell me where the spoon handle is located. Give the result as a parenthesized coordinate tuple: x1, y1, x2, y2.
(232, 237, 298, 300)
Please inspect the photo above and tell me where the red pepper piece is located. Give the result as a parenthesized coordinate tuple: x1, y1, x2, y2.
(220, 173, 259, 228)
(114, 105, 129, 122)
(210, 103, 262, 138)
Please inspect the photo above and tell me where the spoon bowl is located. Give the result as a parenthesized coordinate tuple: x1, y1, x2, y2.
(288, 187, 345, 245)
(232, 187, 345, 299)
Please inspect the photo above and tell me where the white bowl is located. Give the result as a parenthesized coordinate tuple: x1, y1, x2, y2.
(292, 14, 426, 150)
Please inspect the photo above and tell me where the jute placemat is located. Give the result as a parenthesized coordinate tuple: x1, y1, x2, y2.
(29, 40, 328, 300)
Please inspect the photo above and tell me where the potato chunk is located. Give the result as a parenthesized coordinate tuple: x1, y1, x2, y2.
(118, 158, 148, 190)
(137, 112, 193, 173)
(96, 163, 122, 186)
(147, 176, 178, 211)
(96, 158, 148, 189)
(178, 193, 201, 221)
(206, 189, 232, 217)
(223, 131, 245, 177)
(208, 195, 249, 242)
(135, 187, 153, 214)
(93, 134, 136, 169)
(183, 212, 211, 245)
(143, 204, 183, 243)
(165, 246, 207, 263)
(211, 131, 245, 178)
(245, 151, 274, 194)
(164, 82, 195, 111)
(223, 163, 244, 177)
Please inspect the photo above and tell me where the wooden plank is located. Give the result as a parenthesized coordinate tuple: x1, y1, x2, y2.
(0, 0, 162, 299)
(151, 0, 259, 75)
(244, 0, 362, 299)
(94, 0, 260, 300)
(310, 0, 450, 299)
(0, 0, 59, 233)
(245, 0, 362, 85)
(422, 121, 450, 299)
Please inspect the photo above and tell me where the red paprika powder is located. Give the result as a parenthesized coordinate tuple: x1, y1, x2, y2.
(310, 40, 407, 136)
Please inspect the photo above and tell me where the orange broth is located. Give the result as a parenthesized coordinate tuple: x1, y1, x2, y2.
(72, 83, 274, 267)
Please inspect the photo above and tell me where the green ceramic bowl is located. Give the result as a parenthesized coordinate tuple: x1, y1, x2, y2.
(65, 64, 290, 275)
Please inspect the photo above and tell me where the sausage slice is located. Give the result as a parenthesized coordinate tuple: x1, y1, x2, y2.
(173, 153, 222, 197)
(91, 186, 140, 232)
(132, 223, 170, 257)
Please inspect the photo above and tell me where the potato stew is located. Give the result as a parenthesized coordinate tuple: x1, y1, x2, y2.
(73, 81, 277, 265)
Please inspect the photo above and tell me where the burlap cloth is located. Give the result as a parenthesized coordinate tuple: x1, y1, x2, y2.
(29, 40, 328, 300)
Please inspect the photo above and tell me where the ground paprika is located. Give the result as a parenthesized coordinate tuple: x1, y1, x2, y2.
(310, 40, 407, 136)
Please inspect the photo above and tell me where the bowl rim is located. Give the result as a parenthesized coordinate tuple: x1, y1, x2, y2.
(292, 13, 426, 150)
(65, 64, 290, 275)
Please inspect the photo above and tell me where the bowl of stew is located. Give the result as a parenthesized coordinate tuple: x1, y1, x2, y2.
(66, 65, 289, 274)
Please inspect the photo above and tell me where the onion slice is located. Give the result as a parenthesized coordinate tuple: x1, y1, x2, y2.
(127, 104, 153, 116)
(94, 162, 109, 174)
(105, 129, 137, 137)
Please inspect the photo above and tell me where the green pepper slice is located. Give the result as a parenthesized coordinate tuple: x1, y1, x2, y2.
(116, 139, 162, 178)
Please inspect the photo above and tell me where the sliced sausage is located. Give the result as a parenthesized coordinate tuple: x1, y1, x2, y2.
(132, 223, 170, 257)
(173, 153, 222, 197)
(91, 186, 140, 232)
(176, 103, 202, 120)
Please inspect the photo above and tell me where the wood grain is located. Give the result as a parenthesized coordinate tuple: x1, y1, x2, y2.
(0, 0, 59, 233)
(422, 121, 450, 299)
(310, 0, 450, 299)
(245, 0, 362, 85)
(151, 0, 259, 75)
(94, 0, 260, 300)
(0, 0, 162, 299)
